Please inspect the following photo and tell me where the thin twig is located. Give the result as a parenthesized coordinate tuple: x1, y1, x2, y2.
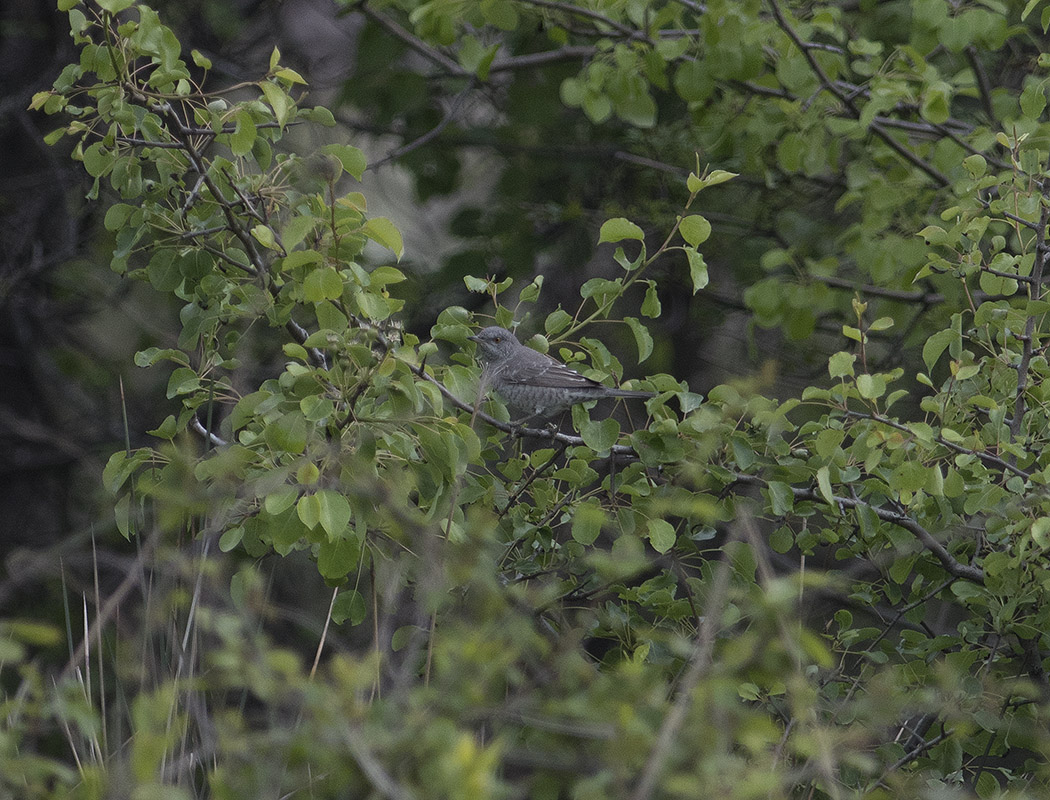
(370, 81, 477, 171)
(310, 586, 339, 680)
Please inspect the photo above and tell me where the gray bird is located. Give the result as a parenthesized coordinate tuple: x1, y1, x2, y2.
(468, 326, 655, 420)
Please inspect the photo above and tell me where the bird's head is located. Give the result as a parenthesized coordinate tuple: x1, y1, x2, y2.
(468, 326, 519, 364)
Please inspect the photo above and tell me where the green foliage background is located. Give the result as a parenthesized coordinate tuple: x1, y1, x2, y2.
(6, 0, 1050, 797)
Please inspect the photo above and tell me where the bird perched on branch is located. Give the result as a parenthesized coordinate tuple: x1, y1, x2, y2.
(468, 326, 655, 421)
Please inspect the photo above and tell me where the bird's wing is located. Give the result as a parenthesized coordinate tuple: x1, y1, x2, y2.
(500, 351, 604, 390)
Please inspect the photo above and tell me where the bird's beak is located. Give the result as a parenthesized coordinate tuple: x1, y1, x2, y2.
(467, 335, 480, 343)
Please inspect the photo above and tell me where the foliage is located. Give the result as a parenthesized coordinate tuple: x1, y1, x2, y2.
(10, 0, 1050, 798)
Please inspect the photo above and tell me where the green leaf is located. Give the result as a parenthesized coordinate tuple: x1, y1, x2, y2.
(921, 81, 951, 124)
(316, 490, 351, 539)
(104, 203, 136, 232)
(769, 527, 793, 553)
(647, 518, 677, 554)
(1032, 517, 1050, 549)
(282, 216, 316, 250)
(317, 538, 359, 580)
(673, 60, 713, 102)
(95, 0, 135, 11)
(641, 282, 661, 318)
(963, 154, 987, 178)
(679, 215, 711, 247)
(296, 462, 320, 484)
(304, 266, 344, 302)
(218, 526, 244, 552)
(1020, 82, 1047, 120)
(301, 395, 335, 422)
(275, 67, 307, 85)
(624, 317, 653, 363)
(147, 415, 178, 440)
(686, 248, 708, 292)
(264, 488, 298, 516)
(166, 367, 200, 398)
(332, 589, 367, 625)
(260, 80, 294, 128)
(544, 310, 573, 336)
(580, 277, 622, 301)
(297, 494, 321, 529)
(322, 144, 367, 180)
(518, 276, 543, 304)
(230, 110, 256, 157)
(571, 500, 606, 545)
(147, 250, 181, 292)
(266, 410, 309, 453)
(922, 328, 957, 372)
(82, 142, 114, 177)
(599, 218, 645, 243)
(135, 347, 189, 368)
(355, 289, 391, 321)
(391, 625, 418, 651)
(370, 266, 407, 286)
(362, 217, 405, 259)
(703, 169, 738, 188)
(301, 105, 336, 126)
(767, 481, 795, 516)
(251, 224, 277, 250)
(856, 373, 885, 399)
(817, 466, 835, 506)
(580, 417, 620, 453)
(102, 450, 150, 493)
(828, 351, 856, 378)
(282, 250, 323, 270)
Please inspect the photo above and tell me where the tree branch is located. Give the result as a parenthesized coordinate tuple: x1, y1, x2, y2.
(355, 2, 468, 77)
(1010, 168, 1050, 448)
(766, 0, 950, 186)
(733, 473, 984, 583)
(515, 0, 645, 40)
(843, 410, 1030, 480)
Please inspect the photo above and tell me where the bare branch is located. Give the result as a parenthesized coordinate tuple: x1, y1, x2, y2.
(355, 3, 468, 77)
(965, 45, 996, 123)
(489, 46, 596, 73)
(813, 274, 944, 304)
(370, 80, 477, 171)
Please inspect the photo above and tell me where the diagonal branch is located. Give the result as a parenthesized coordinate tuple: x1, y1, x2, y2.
(516, 0, 646, 40)
(354, 2, 468, 77)
(766, 0, 950, 187)
(733, 473, 984, 583)
(844, 410, 1031, 480)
